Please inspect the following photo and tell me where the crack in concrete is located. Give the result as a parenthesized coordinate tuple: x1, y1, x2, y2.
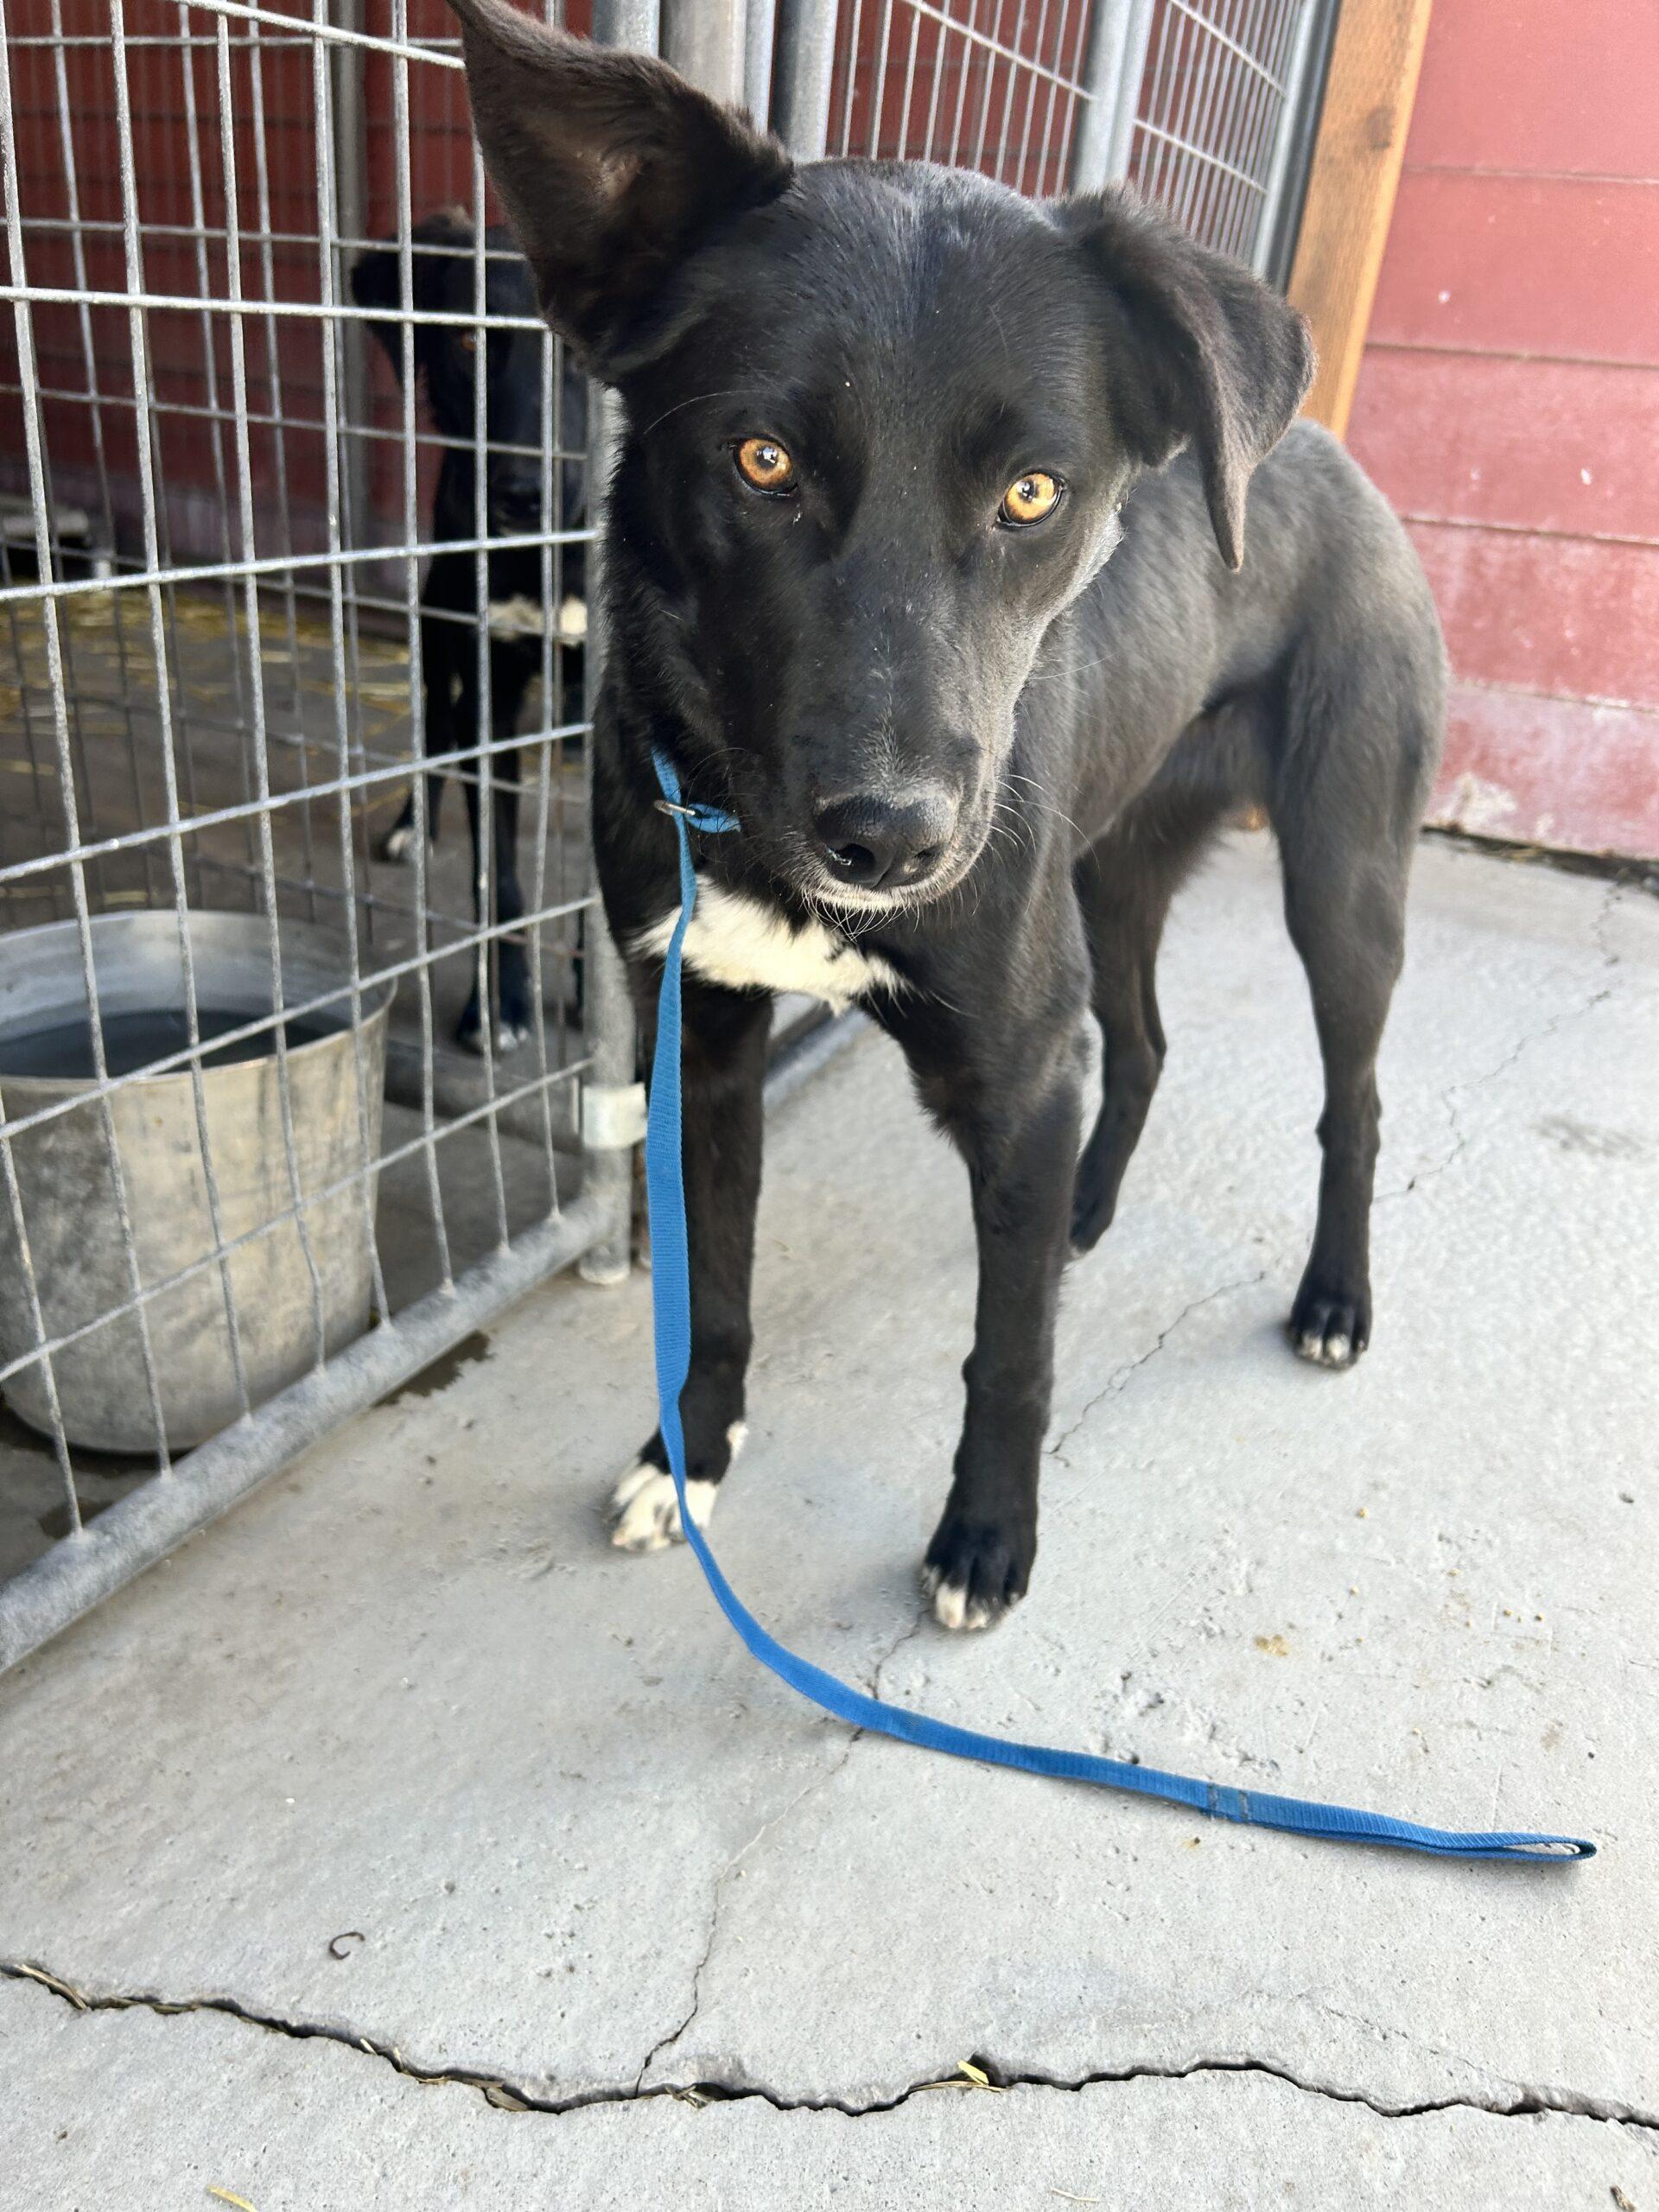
(1048, 1267, 1270, 1471)
(13, 887, 1656, 2141)
(1379, 984, 1615, 1204)
(1590, 878, 1625, 975)
(868, 1602, 931, 1698)
(632, 1599, 931, 2090)
(1381, 886, 1626, 1207)
(8, 1962, 1656, 2135)
(630, 1758, 850, 2093)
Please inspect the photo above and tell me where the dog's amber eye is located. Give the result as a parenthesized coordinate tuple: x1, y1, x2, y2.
(734, 436, 796, 495)
(458, 332, 478, 354)
(999, 470, 1063, 527)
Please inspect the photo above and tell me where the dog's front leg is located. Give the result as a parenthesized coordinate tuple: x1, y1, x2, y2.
(608, 976, 771, 1554)
(921, 1052, 1083, 1630)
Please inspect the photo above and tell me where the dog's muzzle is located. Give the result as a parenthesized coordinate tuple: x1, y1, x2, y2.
(811, 785, 957, 894)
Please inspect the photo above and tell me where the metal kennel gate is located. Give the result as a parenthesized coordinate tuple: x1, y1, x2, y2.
(0, 0, 1332, 1669)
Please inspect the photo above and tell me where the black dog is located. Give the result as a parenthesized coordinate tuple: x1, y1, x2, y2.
(352, 209, 588, 1052)
(449, 3, 1446, 1625)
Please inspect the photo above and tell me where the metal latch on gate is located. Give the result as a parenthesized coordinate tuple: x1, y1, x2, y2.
(582, 1080, 647, 1152)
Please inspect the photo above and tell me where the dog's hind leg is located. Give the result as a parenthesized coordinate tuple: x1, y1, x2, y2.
(458, 647, 536, 1054)
(1070, 837, 1174, 1255)
(380, 790, 423, 865)
(1272, 680, 1434, 1367)
(458, 747, 529, 1054)
(458, 771, 530, 1054)
(382, 601, 459, 864)
(1277, 842, 1404, 1367)
(1070, 784, 1227, 1255)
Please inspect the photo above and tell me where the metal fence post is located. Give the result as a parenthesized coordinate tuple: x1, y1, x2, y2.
(575, 377, 638, 1288)
(1252, 0, 1331, 280)
(744, 0, 778, 125)
(579, 0, 755, 1287)
(660, 0, 747, 108)
(771, 0, 837, 158)
(573, 0, 664, 1287)
(330, 0, 372, 576)
(590, 0, 662, 50)
(1071, 0, 1155, 191)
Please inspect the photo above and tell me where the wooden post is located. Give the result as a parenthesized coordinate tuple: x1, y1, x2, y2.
(1288, 0, 1434, 438)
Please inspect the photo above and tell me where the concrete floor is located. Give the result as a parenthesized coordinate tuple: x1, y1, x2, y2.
(2, 832, 1656, 2208)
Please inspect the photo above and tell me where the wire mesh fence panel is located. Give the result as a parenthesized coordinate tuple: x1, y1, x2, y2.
(828, 0, 1098, 192)
(0, 0, 618, 1652)
(822, 0, 1325, 271)
(1125, 0, 1324, 269)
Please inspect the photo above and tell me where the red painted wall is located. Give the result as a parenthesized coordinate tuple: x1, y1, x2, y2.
(1344, 0, 1659, 859)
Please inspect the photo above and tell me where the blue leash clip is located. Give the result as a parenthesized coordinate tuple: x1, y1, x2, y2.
(643, 748, 1594, 1865)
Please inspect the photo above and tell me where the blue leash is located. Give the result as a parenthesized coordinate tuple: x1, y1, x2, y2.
(643, 749, 1593, 1864)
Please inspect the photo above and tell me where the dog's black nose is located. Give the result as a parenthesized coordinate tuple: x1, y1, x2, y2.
(815, 788, 955, 893)
(490, 474, 544, 530)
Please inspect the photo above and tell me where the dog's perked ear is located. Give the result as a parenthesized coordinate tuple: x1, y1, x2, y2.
(444, 0, 791, 376)
(1057, 192, 1315, 569)
(349, 207, 475, 385)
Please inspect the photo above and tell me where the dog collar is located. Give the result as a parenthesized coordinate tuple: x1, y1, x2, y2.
(652, 748, 740, 837)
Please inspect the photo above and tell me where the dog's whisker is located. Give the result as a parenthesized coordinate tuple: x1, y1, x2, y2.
(632, 386, 768, 442)
(1003, 772, 1088, 849)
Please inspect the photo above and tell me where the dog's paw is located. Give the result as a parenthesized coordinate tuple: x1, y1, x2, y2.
(606, 1422, 746, 1554)
(1289, 1280, 1370, 1370)
(457, 1002, 531, 1057)
(379, 817, 425, 866)
(1068, 1147, 1122, 1258)
(607, 1463, 716, 1553)
(1068, 1185, 1113, 1259)
(921, 1514, 1033, 1631)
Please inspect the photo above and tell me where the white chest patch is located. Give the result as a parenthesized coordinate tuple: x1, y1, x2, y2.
(632, 882, 902, 1011)
(486, 594, 588, 643)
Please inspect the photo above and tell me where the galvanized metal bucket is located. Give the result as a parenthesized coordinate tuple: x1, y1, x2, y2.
(0, 911, 392, 1453)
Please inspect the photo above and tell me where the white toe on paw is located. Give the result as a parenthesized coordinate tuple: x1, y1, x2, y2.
(460, 1019, 531, 1058)
(921, 1567, 994, 1632)
(382, 821, 419, 864)
(607, 1465, 715, 1554)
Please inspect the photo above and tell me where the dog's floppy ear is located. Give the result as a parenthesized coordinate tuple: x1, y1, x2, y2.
(350, 207, 474, 385)
(1057, 191, 1314, 569)
(445, 0, 791, 375)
